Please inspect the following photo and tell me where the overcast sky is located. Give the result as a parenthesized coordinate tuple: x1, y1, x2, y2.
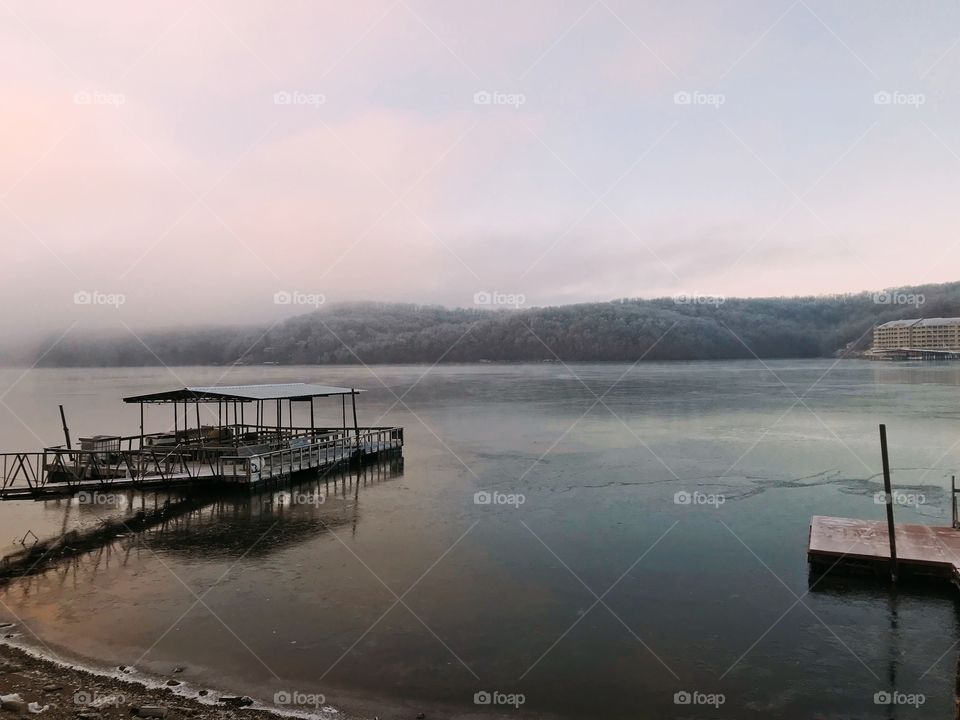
(3, 1, 960, 339)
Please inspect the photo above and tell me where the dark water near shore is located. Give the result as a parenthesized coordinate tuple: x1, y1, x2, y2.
(1, 361, 960, 718)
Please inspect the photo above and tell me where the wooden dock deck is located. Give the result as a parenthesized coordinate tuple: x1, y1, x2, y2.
(808, 515, 960, 583)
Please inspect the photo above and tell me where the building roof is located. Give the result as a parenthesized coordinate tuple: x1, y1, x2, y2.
(876, 317, 960, 329)
(916, 317, 960, 327)
(876, 319, 921, 329)
(124, 383, 360, 404)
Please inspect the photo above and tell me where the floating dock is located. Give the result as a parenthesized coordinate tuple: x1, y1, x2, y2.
(0, 383, 403, 500)
(808, 515, 960, 584)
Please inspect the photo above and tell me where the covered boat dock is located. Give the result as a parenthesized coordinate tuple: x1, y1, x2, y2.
(0, 383, 403, 499)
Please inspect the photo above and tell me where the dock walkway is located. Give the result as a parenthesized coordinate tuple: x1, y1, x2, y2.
(1, 429, 402, 500)
(808, 515, 960, 583)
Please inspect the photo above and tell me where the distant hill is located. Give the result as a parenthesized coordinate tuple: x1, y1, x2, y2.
(24, 282, 960, 366)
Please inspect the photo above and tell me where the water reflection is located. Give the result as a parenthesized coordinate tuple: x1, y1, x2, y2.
(871, 363, 960, 386)
(0, 456, 403, 591)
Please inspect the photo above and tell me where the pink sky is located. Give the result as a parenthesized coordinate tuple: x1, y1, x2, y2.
(2, 1, 960, 339)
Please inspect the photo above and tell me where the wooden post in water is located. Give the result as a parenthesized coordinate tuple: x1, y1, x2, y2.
(953, 475, 958, 529)
(879, 423, 898, 582)
(58, 405, 72, 450)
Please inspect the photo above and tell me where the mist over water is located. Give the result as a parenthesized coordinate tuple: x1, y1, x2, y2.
(0, 361, 958, 718)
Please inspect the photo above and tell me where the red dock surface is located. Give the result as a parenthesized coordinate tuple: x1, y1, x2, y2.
(808, 515, 960, 577)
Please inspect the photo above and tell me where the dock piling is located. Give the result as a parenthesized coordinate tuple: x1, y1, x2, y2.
(953, 476, 958, 530)
(879, 423, 898, 582)
(58, 405, 71, 450)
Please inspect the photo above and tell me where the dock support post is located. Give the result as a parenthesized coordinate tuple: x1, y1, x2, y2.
(58, 405, 72, 450)
(879, 423, 898, 583)
(953, 475, 957, 530)
(351, 390, 359, 441)
(139, 403, 144, 477)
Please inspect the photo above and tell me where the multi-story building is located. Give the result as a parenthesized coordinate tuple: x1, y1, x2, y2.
(873, 318, 960, 351)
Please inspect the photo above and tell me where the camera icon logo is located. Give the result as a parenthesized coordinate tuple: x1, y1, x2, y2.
(673, 491, 692, 505)
(673, 91, 692, 105)
(474, 491, 492, 505)
(474, 691, 492, 705)
(273, 290, 293, 305)
(874, 691, 892, 704)
(473, 91, 492, 105)
(673, 691, 692, 704)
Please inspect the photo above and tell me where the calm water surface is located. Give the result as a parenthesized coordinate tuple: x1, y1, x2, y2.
(1, 361, 960, 719)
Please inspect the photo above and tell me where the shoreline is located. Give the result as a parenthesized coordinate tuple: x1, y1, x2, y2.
(0, 631, 360, 720)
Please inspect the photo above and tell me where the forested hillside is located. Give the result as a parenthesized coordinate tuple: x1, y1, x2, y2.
(26, 282, 960, 366)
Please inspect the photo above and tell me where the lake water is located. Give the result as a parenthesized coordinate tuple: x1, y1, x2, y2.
(1, 361, 960, 719)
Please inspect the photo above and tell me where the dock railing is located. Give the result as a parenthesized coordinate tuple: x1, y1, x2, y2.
(0, 426, 403, 497)
(218, 427, 403, 483)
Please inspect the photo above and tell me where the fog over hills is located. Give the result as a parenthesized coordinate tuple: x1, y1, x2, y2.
(14, 282, 960, 367)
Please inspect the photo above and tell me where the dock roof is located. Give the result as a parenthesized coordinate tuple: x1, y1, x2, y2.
(123, 383, 360, 404)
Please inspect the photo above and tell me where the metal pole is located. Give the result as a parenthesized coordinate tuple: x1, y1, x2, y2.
(58, 405, 72, 450)
(351, 390, 360, 442)
(139, 403, 144, 478)
(310, 398, 315, 438)
(953, 475, 957, 529)
(879, 424, 898, 582)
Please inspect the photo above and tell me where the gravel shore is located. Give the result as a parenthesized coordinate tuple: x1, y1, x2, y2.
(0, 640, 318, 720)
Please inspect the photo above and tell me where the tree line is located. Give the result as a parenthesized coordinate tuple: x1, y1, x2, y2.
(25, 282, 960, 366)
